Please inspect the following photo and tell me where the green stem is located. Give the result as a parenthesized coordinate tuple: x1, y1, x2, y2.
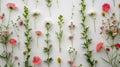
(48, 7, 51, 17)
(59, 41, 61, 53)
(37, 36, 39, 47)
(36, 0, 38, 8)
(57, 0, 59, 8)
(93, 18, 96, 33)
(92, 0, 94, 7)
(34, 17, 37, 29)
(7, 10, 11, 29)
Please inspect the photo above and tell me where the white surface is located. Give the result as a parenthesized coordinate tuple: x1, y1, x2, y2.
(0, 0, 120, 67)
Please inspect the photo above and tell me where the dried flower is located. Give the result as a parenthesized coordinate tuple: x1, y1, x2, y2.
(8, 38, 17, 45)
(6, 3, 17, 10)
(96, 42, 104, 52)
(57, 57, 61, 63)
(102, 3, 110, 12)
(23, 51, 27, 55)
(35, 30, 42, 36)
(32, 56, 42, 65)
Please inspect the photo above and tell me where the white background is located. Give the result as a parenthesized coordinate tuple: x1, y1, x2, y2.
(0, 0, 120, 67)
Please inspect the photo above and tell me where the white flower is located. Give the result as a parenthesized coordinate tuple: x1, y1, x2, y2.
(32, 9, 40, 16)
(44, 17, 53, 24)
(87, 9, 96, 16)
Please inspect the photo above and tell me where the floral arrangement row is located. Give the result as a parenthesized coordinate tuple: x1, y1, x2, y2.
(0, 0, 120, 67)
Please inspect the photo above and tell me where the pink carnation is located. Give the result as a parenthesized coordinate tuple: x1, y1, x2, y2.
(6, 3, 17, 10)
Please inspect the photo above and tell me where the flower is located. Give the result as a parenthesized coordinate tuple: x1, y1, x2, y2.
(32, 9, 40, 16)
(118, 3, 120, 8)
(96, 42, 104, 52)
(72, 64, 76, 67)
(0, 13, 4, 19)
(68, 59, 73, 64)
(102, 3, 110, 12)
(6, 3, 17, 10)
(14, 56, 19, 60)
(101, 12, 105, 16)
(68, 22, 75, 29)
(87, 9, 96, 16)
(1, 30, 9, 36)
(115, 43, 120, 48)
(32, 56, 42, 65)
(8, 38, 17, 45)
(35, 30, 42, 36)
(57, 57, 61, 63)
(18, 19, 23, 26)
(106, 48, 110, 51)
(68, 35, 73, 40)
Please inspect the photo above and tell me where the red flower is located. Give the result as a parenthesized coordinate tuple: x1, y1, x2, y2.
(6, 3, 17, 10)
(68, 35, 73, 40)
(32, 56, 42, 65)
(8, 38, 17, 45)
(106, 48, 110, 51)
(102, 3, 110, 12)
(115, 43, 120, 48)
(96, 42, 104, 52)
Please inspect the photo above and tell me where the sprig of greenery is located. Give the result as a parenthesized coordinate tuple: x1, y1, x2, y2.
(23, 6, 32, 67)
(56, 15, 64, 53)
(80, 0, 97, 67)
(44, 22, 53, 67)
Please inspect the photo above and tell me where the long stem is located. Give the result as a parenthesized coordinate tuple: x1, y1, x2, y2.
(34, 17, 37, 29)
(0, 0, 1, 13)
(48, 7, 51, 17)
(93, 17, 96, 33)
(57, 0, 59, 8)
(92, 0, 94, 7)
(37, 36, 39, 47)
(36, 0, 38, 8)
(113, 0, 115, 7)
(59, 41, 61, 53)
(7, 10, 11, 29)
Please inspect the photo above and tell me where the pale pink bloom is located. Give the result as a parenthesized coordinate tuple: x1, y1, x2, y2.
(68, 59, 73, 64)
(6, 3, 17, 10)
(72, 64, 76, 67)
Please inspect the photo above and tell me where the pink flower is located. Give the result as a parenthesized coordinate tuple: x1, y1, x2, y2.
(18, 19, 23, 26)
(72, 64, 76, 67)
(8, 38, 17, 45)
(68, 35, 73, 40)
(0, 13, 4, 19)
(96, 42, 104, 52)
(102, 3, 110, 12)
(32, 56, 42, 65)
(14, 56, 19, 60)
(6, 3, 17, 10)
(68, 59, 73, 64)
(115, 43, 120, 48)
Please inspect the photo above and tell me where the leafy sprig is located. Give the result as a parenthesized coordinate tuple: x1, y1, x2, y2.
(80, 0, 97, 67)
(56, 15, 64, 53)
(44, 22, 53, 67)
(23, 6, 32, 67)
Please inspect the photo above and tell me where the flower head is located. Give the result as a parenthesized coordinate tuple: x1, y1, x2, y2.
(6, 3, 17, 10)
(101, 12, 105, 16)
(87, 9, 96, 16)
(14, 56, 19, 60)
(96, 42, 104, 52)
(115, 43, 120, 48)
(18, 19, 23, 26)
(68, 59, 73, 64)
(102, 3, 110, 12)
(8, 38, 17, 45)
(32, 56, 42, 65)
(32, 9, 40, 16)
(72, 64, 76, 67)
(57, 57, 62, 63)
(118, 3, 120, 8)
(106, 48, 110, 51)
(0, 13, 4, 19)
(68, 35, 73, 40)
(35, 30, 42, 36)
(68, 22, 75, 29)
